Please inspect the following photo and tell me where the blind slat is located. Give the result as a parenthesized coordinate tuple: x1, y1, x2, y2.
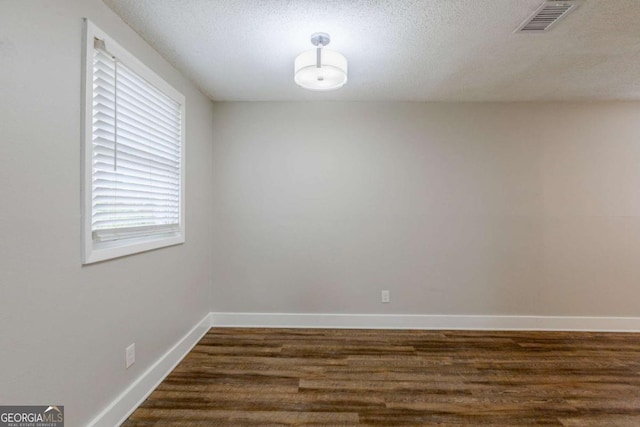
(94, 142, 179, 169)
(94, 170, 179, 186)
(93, 161, 180, 183)
(93, 156, 179, 178)
(94, 132, 179, 160)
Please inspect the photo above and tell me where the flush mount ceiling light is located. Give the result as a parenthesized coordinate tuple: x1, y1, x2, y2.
(294, 32, 348, 91)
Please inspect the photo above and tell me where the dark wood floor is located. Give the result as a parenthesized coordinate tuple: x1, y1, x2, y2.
(124, 328, 640, 426)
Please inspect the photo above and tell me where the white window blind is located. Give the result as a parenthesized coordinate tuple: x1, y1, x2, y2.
(91, 41, 182, 243)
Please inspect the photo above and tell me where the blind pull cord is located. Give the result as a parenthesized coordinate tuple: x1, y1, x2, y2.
(114, 60, 119, 172)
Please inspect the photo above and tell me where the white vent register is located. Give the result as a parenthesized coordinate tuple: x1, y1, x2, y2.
(516, 1, 577, 33)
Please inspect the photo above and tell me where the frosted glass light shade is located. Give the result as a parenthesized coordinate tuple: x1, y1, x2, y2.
(294, 49, 348, 91)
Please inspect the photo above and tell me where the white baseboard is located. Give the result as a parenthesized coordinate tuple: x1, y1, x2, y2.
(210, 312, 640, 332)
(87, 313, 212, 427)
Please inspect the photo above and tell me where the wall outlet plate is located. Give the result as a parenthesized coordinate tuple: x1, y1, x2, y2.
(126, 343, 135, 369)
(381, 290, 390, 303)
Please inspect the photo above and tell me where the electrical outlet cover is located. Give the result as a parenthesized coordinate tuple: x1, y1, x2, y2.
(381, 290, 390, 303)
(126, 343, 135, 369)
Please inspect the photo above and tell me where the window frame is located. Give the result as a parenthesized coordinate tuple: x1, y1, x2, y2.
(82, 19, 186, 264)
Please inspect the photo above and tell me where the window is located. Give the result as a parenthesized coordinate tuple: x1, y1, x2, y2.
(82, 20, 185, 264)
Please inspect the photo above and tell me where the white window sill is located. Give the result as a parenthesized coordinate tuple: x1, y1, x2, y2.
(83, 232, 184, 264)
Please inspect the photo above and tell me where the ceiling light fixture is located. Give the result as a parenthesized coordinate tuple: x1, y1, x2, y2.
(294, 32, 347, 91)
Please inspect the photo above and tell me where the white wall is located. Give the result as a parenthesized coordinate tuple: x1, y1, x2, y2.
(0, 1, 213, 425)
(211, 102, 640, 317)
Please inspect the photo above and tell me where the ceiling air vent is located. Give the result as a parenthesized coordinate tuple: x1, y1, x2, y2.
(516, 1, 576, 33)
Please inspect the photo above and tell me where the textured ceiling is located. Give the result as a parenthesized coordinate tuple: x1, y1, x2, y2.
(103, 0, 640, 101)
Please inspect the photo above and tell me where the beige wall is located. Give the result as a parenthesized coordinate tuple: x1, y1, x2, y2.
(211, 101, 640, 317)
(0, 1, 213, 425)
(3, 1, 640, 422)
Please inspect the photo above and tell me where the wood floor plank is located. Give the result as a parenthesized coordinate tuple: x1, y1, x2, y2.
(123, 328, 640, 426)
